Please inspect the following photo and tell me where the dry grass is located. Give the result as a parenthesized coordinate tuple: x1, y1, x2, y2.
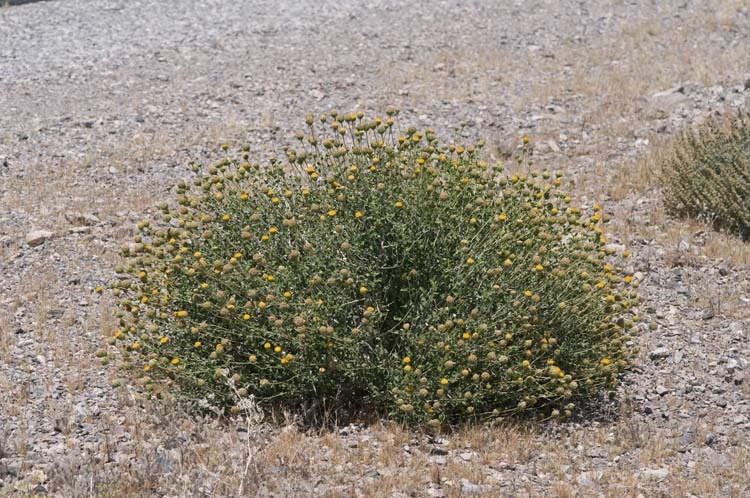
(19, 394, 747, 497)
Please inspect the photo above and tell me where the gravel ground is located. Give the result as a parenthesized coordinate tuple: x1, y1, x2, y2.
(2, 0, 750, 496)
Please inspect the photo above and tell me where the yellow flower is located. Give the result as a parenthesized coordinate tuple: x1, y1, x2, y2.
(283, 291, 292, 299)
(261, 234, 269, 241)
(394, 201, 403, 208)
(222, 214, 230, 221)
(160, 336, 168, 344)
(240, 192, 248, 200)
(258, 301, 266, 309)
(497, 214, 507, 221)
(440, 378, 449, 385)
(274, 345, 282, 353)
(522, 135, 530, 144)
(194, 341, 201, 348)
(624, 275, 633, 284)
(269, 227, 278, 234)
(524, 290, 532, 297)
(95, 286, 103, 294)
(462, 332, 470, 340)
(131, 342, 140, 349)
(243, 313, 250, 320)
(466, 257, 475, 265)
(171, 358, 180, 365)
(462, 369, 470, 376)
(143, 364, 150, 372)
(359, 286, 368, 295)
(600, 358, 610, 365)
(355, 211, 363, 218)
(535, 264, 544, 271)
(248, 355, 257, 363)
(264, 342, 271, 349)
(272, 197, 279, 204)
(504, 258, 513, 266)
(328, 209, 337, 217)
(402, 356, 411, 364)
(175, 310, 187, 317)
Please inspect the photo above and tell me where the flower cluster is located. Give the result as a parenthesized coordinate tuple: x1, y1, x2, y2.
(108, 109, 636, 426)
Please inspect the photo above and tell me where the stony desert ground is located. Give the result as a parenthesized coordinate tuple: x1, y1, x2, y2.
(1, 0, 750, 496)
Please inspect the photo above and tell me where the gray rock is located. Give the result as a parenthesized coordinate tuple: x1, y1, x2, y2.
(460, 479, 482, 494)
(641, 467, 669, 481)
(64, 212, 100, 226)
(726, 359, 739, 374)
(426, 486, 445, 497)
(649, 348, 671, 361)
(25, 230, 54, 247)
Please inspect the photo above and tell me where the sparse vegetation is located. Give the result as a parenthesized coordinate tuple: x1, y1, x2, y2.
(661, 111, 750, 240)
(108, 110, 636, 427)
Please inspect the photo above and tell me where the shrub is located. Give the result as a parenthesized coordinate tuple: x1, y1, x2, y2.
(661, 111, 750, 240)
(109, 109, 636, 427)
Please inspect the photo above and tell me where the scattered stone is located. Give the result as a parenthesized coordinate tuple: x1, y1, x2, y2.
(673, 350, 684, 364)
(641, 467, 669, 481)
(655, 385, 669, 396)
(679, 430, 695, 451)
(649, 348, 671, 361)
(577, 470, 603, 487)
(426, 486, 445, 497)
(25, 230, 54, 247)
(703, 433, 718, 446)
(726, 359, 739, 374)
(64, 212, 100, 227)
(460, 479, 482, 494)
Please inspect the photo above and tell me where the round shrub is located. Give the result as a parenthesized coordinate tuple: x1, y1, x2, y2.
(110, 109, 636, 426)
(662, 111, 750, 240)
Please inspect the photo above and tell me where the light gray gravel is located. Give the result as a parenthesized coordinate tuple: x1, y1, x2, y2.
(2, 0, 750, 496)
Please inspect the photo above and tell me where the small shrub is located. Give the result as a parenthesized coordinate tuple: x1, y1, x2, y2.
(109, 109, 636, 427)
(661, 111, 750, 240)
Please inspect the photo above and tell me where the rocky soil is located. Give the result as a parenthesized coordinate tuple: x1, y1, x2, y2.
(1, 0, 750, 496)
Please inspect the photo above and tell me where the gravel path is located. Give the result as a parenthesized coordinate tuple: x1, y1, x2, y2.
(2, 1, 750, 496)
